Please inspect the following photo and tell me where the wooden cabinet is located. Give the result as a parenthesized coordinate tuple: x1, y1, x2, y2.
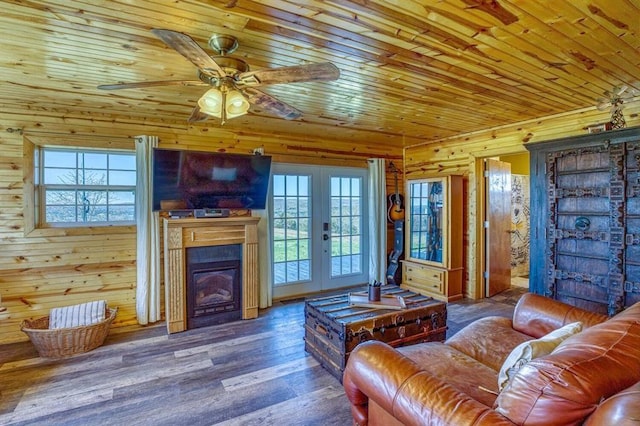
(401, 175, 463, 302)
(527, 126, 640, 316)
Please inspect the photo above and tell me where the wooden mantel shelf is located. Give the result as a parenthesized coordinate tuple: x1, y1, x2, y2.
(163, 216, 261, 334)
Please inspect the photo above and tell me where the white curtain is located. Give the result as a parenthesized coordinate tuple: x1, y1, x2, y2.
(368, 159, 387, 284)
(254, 205, 273, 309)
(135, 135, 161, 325)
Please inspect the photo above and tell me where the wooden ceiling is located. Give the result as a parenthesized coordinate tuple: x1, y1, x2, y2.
(2, 0, 639, 146)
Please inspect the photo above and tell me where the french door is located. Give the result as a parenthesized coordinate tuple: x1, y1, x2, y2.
(270, 164, 369, 299)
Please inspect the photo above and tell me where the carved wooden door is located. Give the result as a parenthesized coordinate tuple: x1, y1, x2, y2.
(546, 145, 614, 315)
(545, 140, 640, 315)
(528, 127, 640, 316)
(625, 141, 640, 308)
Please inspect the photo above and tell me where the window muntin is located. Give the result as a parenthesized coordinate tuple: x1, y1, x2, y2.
(37, 147, 136, 225)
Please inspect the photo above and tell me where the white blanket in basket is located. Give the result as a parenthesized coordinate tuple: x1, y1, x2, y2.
(49, 300, 107, 329)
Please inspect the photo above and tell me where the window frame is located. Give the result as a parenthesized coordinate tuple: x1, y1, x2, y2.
(23, 134, 136, 237)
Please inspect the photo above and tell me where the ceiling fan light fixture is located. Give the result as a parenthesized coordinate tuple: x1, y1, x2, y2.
(197, 88, 223, 116)
(197, 87, 249, 122)
(225, 89, 250, 118)
(102, 29, 340, 123)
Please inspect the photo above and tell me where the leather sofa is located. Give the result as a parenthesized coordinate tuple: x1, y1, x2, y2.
(343, 293, 640, 425)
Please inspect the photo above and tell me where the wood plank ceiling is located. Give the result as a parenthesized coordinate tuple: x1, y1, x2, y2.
(1, 0, 639, 147)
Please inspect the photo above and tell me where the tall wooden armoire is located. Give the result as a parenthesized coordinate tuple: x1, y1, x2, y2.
(527, 126, 640, 316)
(401, 175, 463, 302)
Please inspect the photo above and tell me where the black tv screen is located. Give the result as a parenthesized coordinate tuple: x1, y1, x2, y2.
(152, 148, 272, 211)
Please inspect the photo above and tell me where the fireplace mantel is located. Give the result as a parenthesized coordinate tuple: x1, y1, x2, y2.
(163, 217, 260, 333)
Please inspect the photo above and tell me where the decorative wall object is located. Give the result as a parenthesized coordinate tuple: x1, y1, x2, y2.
(510, 174, 530, 277)
(596, 85, 638, 130)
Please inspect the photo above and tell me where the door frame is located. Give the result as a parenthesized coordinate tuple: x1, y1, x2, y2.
(470, 148, 528, 300)
(270, 163, 369, 299)
(484, 158, 512, 297)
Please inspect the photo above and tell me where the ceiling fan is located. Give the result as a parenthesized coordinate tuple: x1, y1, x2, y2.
(596, 84, 638, 130)
(98, 29, 340, 124)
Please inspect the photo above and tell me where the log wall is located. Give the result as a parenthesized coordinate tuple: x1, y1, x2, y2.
(0, 112, 401, 344)
(2, 104, 637, 344)
(404, 105, 640, 300)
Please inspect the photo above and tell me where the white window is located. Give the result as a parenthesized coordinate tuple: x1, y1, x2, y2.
(36, 147, 136, 226)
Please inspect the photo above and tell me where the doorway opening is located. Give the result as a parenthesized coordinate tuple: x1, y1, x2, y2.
(477, 152, 530, 298)
(270, 164, 369, 300)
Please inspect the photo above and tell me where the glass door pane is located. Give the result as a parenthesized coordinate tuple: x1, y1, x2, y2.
(408, 179, 444, 264)
(271, 165, 369, 298)
(321, 169, 368, 290)
(330, 176, 362, 278)
(272, 174, 311, 286)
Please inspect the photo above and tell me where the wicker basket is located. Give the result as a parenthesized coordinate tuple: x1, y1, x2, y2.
(21, 307, 117, 358)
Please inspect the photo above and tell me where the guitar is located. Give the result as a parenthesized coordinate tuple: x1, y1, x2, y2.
(387, 162, 405, 222)
(386, 220, 404, 285)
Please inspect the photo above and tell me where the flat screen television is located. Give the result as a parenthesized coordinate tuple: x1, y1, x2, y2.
(152, 148, 272, 211)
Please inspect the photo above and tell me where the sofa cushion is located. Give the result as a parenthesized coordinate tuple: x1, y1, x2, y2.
(397, 342, 501, 407)
(497, 321, 582, 391)
(495, 303, 640, 425)
(446, 316, 532, 371)
(512, 293, 607, 337)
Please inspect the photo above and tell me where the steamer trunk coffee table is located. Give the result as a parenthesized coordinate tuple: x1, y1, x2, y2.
(304, 285, 447, 382)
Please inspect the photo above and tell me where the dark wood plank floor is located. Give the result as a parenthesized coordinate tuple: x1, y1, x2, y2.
(0, 287, 527, 426)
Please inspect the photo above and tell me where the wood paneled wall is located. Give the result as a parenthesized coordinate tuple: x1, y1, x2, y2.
(404, 105, 640, 300)
(0, 112, 401, 344)
(2, 104, 637, 344)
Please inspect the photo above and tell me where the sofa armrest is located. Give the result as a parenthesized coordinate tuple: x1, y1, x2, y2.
(512, 293, 608, 338)
(584, 381, 640, 425)
(343, 341, 515, 426)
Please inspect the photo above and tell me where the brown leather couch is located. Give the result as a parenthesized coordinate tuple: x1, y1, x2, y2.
(343, 293, 640, 425)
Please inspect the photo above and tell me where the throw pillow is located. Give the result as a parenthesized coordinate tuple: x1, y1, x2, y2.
(49, 300, 107, 329)
(498, 321, 582, 391)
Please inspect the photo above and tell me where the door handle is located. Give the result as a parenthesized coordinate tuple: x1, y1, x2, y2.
(323, 234, 329, 241)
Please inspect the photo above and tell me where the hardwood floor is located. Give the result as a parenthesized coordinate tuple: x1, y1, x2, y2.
(0, 287, 527, 425)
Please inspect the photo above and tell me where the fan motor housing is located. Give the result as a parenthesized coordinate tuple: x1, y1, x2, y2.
(197, 56, 250, 85)
(213, 56, 250, 74)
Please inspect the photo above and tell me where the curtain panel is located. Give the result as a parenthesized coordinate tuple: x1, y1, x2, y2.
(135, 135, 161, 325)
(368, 159, 387, 284)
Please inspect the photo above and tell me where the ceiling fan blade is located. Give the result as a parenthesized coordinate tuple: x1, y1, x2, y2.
(151, 29, 225, 78)
(614, 85, 629, 96)
(242, 88, 302, 120)
(595, 97, 611, 110)
(237, 62, 340, 87)
(188, 105, 210, 122)
(98, 80, 208, 90)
